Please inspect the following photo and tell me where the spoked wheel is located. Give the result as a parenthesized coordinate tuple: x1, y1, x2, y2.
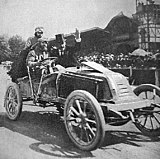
(64, 90, 105, 151)
(134, 84, 160, 136)
(4, 83, 22, 120)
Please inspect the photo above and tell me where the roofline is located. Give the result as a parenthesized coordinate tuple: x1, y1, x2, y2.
(49, 27, 109, 41)
(65, 27, 109, 37)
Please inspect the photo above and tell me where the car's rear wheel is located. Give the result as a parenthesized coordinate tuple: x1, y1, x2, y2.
(134, 84, 160, 136)
(4, 83, 22, 120)
(64, 90, 105, 151)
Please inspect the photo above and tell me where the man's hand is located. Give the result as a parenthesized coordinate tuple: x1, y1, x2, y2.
(41, 59, 50, 66)
(75, 28, 81, 40)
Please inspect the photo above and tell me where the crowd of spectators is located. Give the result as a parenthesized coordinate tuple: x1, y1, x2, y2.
(78, 51, 156, 69)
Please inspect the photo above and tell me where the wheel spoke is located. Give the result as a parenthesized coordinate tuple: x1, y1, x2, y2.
(70, 106, 80, 116)
(83, 102, 87, 114)
(10, 88, 15, 97)
(153, 114, 160, 125)
(151, 89, 156, 100)
(86, 123, 95, 137)
(9, 90, 17, 100)
(8, 103, 13, 112)
(156, 104, 160, 108)
(157, 112, 160, 115)
(10, 101, 16, 114)
(12, 107, 16, 115)
(66, 116, 76, 122)
(80, 126, 84, 140)
(10, 106, 14, 115)
(8, 92, 13, 100)
(145, 91, 147, 99)
(75, 100, 83, 114)
(13, 101, 18, 108)
(85, 118, 96, 124)
(9, 100, 18, 116)
(151, 103, 160, 109)
(84, 127, 90, 142)
(143, 115, 148, 127)
(69, 119, 79, 127)
(149, 116, 154, 130)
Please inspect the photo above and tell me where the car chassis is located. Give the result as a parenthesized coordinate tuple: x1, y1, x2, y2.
(4, 58, 160, 151)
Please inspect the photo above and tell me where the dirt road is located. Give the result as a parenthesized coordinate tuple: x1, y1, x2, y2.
(0, 65, 160, 159)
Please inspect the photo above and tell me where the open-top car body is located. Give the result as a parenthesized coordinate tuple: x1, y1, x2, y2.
(4, 58, 160, 151)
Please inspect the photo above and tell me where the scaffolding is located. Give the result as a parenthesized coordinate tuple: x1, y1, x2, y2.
(135, 0, 160, 53)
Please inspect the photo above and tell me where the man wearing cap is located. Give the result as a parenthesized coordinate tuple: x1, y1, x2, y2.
(26, 38, 48, 68)
(25, 27, 44, 50)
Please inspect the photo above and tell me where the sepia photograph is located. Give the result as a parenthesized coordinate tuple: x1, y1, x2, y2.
(0, 0, 160, 158)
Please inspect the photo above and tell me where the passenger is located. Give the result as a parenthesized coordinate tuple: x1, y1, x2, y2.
(25, 26, 44, 50)
(51, 28, 81, 68)
(8, 27, 45, 82)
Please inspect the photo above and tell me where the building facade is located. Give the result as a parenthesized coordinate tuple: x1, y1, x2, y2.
(134, 0, 160, 52)
(105, 12, 139, 55)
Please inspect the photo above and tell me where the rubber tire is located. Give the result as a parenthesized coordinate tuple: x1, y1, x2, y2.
(64, 90, 105, 151)
(4, 83, 22, 120)
(133, 84, 160, 136)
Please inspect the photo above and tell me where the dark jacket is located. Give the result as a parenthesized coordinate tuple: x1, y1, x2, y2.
(50, 41, 81, 68)
(7, 47, 30, 82)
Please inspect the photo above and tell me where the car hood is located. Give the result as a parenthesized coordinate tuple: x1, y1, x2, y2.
(80, 62, 138, 101)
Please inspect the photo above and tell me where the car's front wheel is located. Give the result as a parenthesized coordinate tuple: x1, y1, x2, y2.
(64, 90, 105, 151)
(4, 83, 22, 120)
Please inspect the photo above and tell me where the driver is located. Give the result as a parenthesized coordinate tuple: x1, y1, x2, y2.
(26, 38, 49, 80)
(26, 38, 48, 67)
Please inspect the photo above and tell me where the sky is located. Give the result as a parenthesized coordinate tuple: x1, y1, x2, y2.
(0, 0, 137, 40)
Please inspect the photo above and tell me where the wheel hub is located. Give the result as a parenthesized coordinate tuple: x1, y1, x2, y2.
(76, 113, 87, 126)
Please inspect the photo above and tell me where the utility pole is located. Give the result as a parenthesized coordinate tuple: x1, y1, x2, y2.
(146, 0, 150, 51)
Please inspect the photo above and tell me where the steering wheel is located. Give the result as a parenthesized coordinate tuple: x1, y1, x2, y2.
(40, 57, 57, 62)
(40, 57, 57, 66)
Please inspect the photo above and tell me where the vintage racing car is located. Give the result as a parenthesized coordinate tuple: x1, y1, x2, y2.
(4, 58, 160, 151)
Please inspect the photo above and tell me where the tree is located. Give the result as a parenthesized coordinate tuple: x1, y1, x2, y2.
(0, 35, 11, 63)
(8, 35, 25, 60)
